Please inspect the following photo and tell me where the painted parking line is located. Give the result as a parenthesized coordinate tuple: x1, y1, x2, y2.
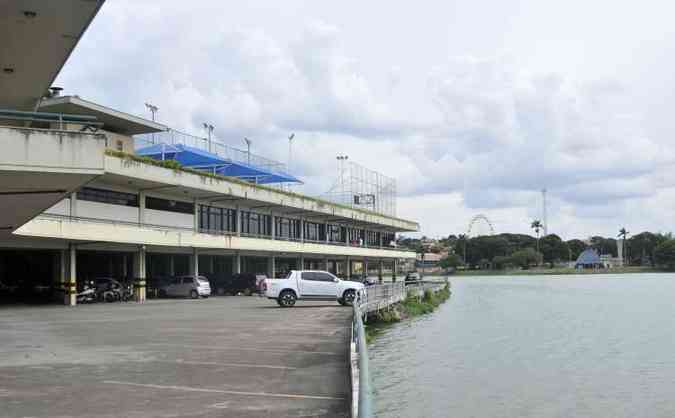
(159, 359, 296, 370)
(146, 342, 343, 356)
(103, 380, 345, 401)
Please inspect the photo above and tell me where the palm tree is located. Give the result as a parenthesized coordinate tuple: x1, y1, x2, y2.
(618, 228, 629, 266)
(458, 234, 468, 264)
(531, 220, 544, 255)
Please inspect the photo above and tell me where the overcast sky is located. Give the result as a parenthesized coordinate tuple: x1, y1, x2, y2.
(56, 0, 675, 239)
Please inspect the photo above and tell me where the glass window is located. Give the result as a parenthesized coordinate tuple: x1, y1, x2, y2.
(199, 205, 236, 233)
(240, 210, 271, 236)
(182, 277, 194, 284)
(78, 187, 139, 207)
(146, 196, 194, 214)
(315, 272, 335, 282)
(301, 272, 317, 281)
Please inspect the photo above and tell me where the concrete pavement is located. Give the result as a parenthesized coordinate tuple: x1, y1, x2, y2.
(0, 297, 352, 417)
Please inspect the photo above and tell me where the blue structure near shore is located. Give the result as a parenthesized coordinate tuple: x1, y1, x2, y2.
(575, 249, 603, 269)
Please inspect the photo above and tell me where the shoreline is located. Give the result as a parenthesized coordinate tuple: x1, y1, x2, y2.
(450, 266, 664, 277)
(365, 284, 451, 342)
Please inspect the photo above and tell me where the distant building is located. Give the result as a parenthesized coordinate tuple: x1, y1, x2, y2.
(575, 249, 604, 269)
(416, 252, 443, 272)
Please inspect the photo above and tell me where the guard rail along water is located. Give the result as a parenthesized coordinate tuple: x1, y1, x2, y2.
(350, 279, 449, 417)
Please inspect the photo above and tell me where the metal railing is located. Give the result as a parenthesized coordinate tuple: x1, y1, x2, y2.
(0, 109, 103, 130)
(352, 291, 373, 418)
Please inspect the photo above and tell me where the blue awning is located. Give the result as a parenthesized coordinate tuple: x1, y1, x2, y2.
(135, 143, 301, 184)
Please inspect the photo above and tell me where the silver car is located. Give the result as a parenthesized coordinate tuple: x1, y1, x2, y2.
(159, 275, 211, 299)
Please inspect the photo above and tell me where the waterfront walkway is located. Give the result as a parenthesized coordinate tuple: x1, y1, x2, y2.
(0, 298, 351, 417)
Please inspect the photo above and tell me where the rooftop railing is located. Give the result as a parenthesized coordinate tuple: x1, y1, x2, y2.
(0, 109, 103, 130)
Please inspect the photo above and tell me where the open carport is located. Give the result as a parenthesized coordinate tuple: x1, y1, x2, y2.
(0, 297, 351, 417)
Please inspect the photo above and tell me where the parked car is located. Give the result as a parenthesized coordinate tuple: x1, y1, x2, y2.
(227, 273, 258, 296)
(159, 275, 211, 299)
(264, 270, 364, 307)
(146, 276, 172, 298)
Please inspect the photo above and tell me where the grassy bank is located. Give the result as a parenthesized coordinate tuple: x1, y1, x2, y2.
(454, 266, 659, 277)
(365, 284, 451, 343)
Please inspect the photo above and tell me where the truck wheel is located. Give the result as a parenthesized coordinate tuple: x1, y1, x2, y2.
(278, 290, 296, 307)
(337, 298, 346, 306)
(342, 289, 356, 305)
(190, 290, 199, 299)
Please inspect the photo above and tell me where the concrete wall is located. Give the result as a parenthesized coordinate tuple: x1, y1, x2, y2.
(144, 209, 193, 229)
(77, 200, 139, 223)
(44, 199, 70, 216)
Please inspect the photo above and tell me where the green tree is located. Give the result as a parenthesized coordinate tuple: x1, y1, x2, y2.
(492, 255, 513, 270)
(566, 239, 587, 261)
(510, 248, 543, 269)
(530, 220, 544, 256)
(654, 240, 675, 270)
(627, 232, 667, 265)
(439, 254, 463, 269)
(618, 228, 629, 266)
(539, 234, 569, 267)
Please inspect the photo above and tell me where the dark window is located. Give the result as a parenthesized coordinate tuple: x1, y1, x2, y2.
(366, 230, 380, 246)
(78, 187, 139, 207)
(315, 272, 335, 282)
(199, 205, 236, 233)
(382, 232, 396, 246)
(275, 217, 300, 240)
(303, 222, 324, 241)
(240, 210, 271, 236)
(327, 224, 345, 243)
(301, 272, 316, 281)
(146, 196, 194, 214)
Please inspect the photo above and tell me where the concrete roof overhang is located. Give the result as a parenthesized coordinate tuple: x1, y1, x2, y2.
(0, 1, 106, 111)
(39, 96, 167, 135)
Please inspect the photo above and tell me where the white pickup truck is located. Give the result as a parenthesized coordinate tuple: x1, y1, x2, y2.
(263, 270, 364, 307)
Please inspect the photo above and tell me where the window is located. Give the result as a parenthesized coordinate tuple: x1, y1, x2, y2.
(199, 205, 236, 233)
(78, 187, 139, 207)
(366, 230, 380, 246)
(182, 277, 194, 284)
(327, 224, 345, 243)
(301, 272, 317, 281)
(146, 196, 194, 214)
(115, 140, 124, 151)
(240, 210, 271, 236)
(304, 222, 324, 241)
(275, 216, 300, 240)
(315, 272, 336, 282)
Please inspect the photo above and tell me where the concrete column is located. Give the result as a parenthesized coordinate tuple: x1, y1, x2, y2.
(133, 246, 146, 303)
(193, 199, 199, 232)
(346, 256, 352, 278)
(271, 212, 276, 240)
(300, 218, 304, 243)
(190, 248, 199, 277)
(392, 258, 398, 282)
(324, 258, 329, 272)
(325, 223, 330, 243)
(65, 244, 76, 306)
(138, 191, 146, 225)
(379, 232, 383, 248)
(168, 255, 175, 276)
(363, 259, 369, 279)
(268, 255, 276, 278)
(299, 255, 305, 271)
(378, 260, 384, 283)
(58, 249, 67, 298)
(234, 252, 241, 274)
(69, 192, 77, 217)
(235, 205, 241, 237)
(344, 226, 349, 246)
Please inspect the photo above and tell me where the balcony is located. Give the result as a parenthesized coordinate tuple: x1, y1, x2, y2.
(0, 110, 107, 234)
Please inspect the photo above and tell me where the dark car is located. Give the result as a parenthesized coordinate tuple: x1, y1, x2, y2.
(147, 275, 173, 298)
(227, 273, 258, 296)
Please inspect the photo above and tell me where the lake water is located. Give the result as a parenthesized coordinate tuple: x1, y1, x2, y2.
(370, 274, 675, 418)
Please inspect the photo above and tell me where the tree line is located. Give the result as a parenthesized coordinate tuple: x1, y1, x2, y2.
(399, 230, 675, 270)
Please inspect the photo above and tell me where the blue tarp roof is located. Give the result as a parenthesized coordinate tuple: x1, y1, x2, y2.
(136, 143, 301, 184)
(575, 249, 601, 266)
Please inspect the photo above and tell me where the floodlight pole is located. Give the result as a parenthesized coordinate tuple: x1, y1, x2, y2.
(287, 133, 295, 191)
(145, 103, 158, 143)
(203, 123, 214, 153)
(244, 137, 252, 165)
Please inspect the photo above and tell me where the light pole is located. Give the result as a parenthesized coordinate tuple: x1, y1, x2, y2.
(336, 155, 348, 204)
(244, 137, 252, 165)
(287, 133, 295, 173)
(203, 123, 214, 153)
(145, 103, 158, 143)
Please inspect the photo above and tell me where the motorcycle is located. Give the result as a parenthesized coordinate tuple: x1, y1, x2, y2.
(76, 281, 97, 304)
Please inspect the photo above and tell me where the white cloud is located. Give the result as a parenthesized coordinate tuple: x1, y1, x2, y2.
(55, 1, 675, 239)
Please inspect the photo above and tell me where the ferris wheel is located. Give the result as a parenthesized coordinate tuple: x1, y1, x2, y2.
(467, 214, 495, 237)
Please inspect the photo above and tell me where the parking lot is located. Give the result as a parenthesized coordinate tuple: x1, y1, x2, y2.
(0, 297, 351, 417)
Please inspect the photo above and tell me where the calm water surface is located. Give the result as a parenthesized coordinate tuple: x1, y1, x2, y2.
(370, 274, 675, 418)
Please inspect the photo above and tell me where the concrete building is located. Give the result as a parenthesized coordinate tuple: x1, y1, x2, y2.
(0, 0, 418, 306)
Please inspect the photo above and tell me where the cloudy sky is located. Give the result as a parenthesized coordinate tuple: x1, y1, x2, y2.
(56, 0, 675, 239)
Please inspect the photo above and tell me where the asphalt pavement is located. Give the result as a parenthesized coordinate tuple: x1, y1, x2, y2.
(0, 296, 352, 417)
